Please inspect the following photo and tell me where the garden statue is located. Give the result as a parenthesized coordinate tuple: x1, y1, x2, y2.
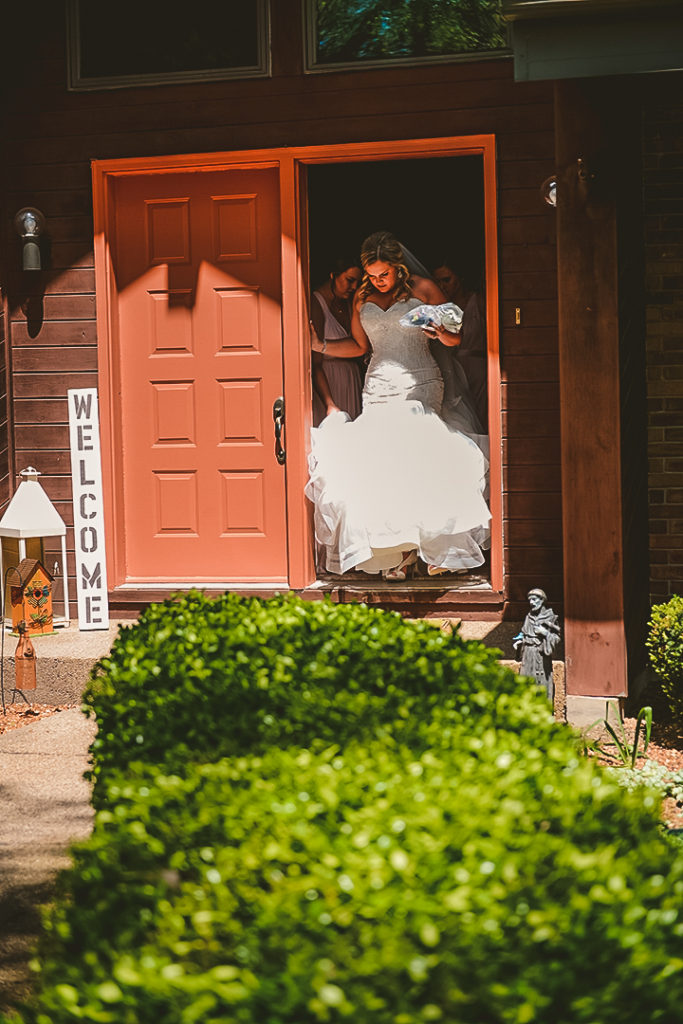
(513, 588, 561, 704)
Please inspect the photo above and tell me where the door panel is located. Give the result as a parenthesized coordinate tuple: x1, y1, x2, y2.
(113, 168, 287, 582)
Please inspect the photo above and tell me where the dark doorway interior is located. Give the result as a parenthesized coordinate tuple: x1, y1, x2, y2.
(307, 155, 485, 289)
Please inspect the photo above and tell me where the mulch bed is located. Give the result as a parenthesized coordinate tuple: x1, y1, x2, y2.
(0, 702, 78, 733)
(589, 681, 683, 830)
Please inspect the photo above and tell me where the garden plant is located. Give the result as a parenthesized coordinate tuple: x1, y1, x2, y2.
(82, 591, 554, 804)
(647, 594, 683, 723)
(586, 699, 653, 768)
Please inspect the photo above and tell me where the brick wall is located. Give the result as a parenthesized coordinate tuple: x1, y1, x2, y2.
(643, 92, 683, 603)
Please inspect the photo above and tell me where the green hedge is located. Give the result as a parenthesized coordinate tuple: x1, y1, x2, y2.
(647, 594, 683, 723)
(27, 733, 683, 1024)
(84, 592, 557, 802)
(14, 592, 680, 1024)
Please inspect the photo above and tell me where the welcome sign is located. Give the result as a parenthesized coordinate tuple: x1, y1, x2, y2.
(67, 388, 110, 630)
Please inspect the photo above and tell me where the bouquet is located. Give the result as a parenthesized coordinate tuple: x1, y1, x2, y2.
(398, 302, 463, 332)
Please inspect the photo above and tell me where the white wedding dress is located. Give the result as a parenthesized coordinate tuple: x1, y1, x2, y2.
(305, 297, 491, 575)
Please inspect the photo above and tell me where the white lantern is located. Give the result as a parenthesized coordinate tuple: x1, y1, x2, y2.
(0, 467, 70, 627)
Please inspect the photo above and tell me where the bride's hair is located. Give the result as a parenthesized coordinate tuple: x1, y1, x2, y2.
(358, 231, 412, 303)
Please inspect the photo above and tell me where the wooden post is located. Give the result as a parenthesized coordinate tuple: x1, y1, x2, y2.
(555, 79, 627, 698)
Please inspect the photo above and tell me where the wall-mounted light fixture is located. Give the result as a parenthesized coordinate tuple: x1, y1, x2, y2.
(13, 207, 46, 270)
(540, 176, 557, 208)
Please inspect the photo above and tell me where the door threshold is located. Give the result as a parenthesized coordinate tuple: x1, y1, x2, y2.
(314, 570, 492, 592)
(109, 582, 290, 615)
(108, 576, 504, 620)
(300, 574, 503, 620)
(114, 582, 288, 590)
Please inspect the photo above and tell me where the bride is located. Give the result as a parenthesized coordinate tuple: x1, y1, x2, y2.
(305, 230, 490, 580)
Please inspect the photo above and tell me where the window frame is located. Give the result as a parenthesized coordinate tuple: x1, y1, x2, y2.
(302, 0, 511, 74)
(66, 0, 271, 92)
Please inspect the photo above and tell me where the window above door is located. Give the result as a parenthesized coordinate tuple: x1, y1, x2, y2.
(304, 0, 510, 72)
(66, 0, 270, 91)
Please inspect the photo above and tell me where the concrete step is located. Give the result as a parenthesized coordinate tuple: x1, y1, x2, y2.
(1, 618, 566, 721)
(1, 622, 124, 706)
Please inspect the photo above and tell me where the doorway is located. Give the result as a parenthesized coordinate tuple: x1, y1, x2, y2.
(306, 154, 494, 590)
(93, 137, 500, 599)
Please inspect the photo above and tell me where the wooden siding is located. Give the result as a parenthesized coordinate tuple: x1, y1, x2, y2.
(1, 0, 561, 618)
(0, 283, 10, 511)
(618, 91, 649, 683)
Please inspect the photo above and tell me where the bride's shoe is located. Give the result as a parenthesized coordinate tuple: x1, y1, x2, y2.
(427, 564, 468, 577)
(384, 550, 418, 581)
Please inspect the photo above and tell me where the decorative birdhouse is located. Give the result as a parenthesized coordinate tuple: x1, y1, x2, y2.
(10, 558, 54, 636)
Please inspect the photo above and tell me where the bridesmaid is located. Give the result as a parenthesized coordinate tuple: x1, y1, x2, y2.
(310, 257, 363, 426)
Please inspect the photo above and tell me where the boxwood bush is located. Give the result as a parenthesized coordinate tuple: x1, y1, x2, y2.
(26, 733, 683, 1024)
(647, 594, 683, 723)
(84, 591, 558, 803)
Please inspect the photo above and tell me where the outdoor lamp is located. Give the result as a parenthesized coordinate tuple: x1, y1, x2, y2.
(13, 207, 46, 270)
(0, 467, 70, 628)
(540, 176, 557, 208)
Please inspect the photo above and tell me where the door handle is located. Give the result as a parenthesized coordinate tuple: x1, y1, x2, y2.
(273, 397, 286, 465)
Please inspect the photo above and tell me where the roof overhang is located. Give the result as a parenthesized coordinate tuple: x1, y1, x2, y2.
(502, 0, 683, 81)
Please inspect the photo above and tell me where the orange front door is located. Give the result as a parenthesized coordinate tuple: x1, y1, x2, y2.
(113, 167, 288, 583)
